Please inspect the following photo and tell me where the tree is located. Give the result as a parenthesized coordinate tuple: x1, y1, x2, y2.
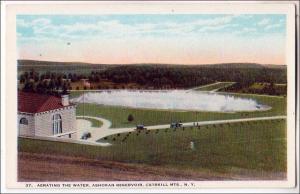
(127, 114, 134, 122)
(19, 75, 25, 83)
(23, 81, 34, 92)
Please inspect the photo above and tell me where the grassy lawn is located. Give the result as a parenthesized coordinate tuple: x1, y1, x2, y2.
(220, 82, 287, 96)
(70, 90, 85, 98)
(249, 83, 267, 90)
(194, 82, 235, 91)
(19, 119, 286, 174)
(74, 92, 286, 128)
(76, 117, 103, 128)
(249, 83, 287, 90)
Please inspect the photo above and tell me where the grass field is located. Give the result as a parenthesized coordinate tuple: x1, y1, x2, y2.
(194, 82, 235, 91)
(74, 92, 286, 128)
(19, 119, 286, 175)
(248, 83, 287, 92)
(76, 117, 103, 127)
(220, 82, 287, 96)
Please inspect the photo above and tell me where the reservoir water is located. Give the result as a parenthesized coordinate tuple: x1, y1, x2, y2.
(71, 90, 270, 112)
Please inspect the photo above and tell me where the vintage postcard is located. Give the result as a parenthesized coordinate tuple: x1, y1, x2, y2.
(1, 1, 299, 193)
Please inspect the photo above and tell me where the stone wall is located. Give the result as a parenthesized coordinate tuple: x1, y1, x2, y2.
(18, 113, 35, 136)
(34, 105, 76, 137)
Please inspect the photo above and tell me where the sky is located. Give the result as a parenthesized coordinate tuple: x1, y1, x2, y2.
(17, 14, 286, 65)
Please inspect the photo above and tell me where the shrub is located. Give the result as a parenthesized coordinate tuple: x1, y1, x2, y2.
(127, 114, 134, 122)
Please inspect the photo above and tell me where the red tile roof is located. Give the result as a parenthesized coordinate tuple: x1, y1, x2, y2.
(18, 91, 74, 113)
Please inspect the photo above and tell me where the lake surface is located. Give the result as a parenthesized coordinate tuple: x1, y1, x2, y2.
(71, 90, 270, 112)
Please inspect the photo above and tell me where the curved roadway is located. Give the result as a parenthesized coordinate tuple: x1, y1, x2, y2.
(77, 115, 286, 144)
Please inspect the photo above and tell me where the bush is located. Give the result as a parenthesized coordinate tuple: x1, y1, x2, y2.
(127, 114, 134, 122)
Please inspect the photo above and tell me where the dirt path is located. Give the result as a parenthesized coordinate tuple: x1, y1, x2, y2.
(76, 116, 133, 142)
(76, 116, 112, 141)
(18, 152, 286, 182)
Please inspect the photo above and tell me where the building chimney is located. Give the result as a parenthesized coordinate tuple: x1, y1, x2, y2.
(61, 94, 69, 106)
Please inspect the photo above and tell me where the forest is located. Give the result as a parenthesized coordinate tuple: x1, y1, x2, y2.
(92, 64, 286, 88)
(18, 61, 287, 95)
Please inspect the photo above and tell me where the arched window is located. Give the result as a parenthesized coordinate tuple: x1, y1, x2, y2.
(52, 114, 62, 134)
(20, 118, 28, 125)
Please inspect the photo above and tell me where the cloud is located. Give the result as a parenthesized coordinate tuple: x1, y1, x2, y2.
(18, 15, 237, 41)
(265, 23, 282, 30)
(31, 18, 51, 26)
(197, 23, 238, 33)
(17, 18, 51, 28)
(233, 27, 257, 35)
(257, 18, 270, 26)
(17, 15, 287, 42)
(27, 19, 142, 40)
(193, 16, 234, 26)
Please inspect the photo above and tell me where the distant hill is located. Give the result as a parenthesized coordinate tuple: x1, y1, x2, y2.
(17, 59, 113, 67)
(17, 60, 286, 69)
(261, 64, 287, 69)
(196, 63, 286, 69)
(17, 60, 116, 75)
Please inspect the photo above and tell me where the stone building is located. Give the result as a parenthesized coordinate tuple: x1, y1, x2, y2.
(18, 91, 77, 138)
